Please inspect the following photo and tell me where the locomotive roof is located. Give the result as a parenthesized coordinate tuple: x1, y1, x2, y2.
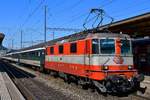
(6, 47, 44, 55)
(13, 32, 130, 52)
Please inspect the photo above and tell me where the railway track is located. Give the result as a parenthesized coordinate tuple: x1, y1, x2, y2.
(0, 62, 36, 100)
(3, 61, 149, 100)
(0, 61, 70, 100)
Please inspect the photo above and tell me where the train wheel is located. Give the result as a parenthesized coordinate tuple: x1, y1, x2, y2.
(82, 84, 89, 90)
(66, 75, 71, 84)
(51, 71, 59, 78)
(39, 67, 43, 72)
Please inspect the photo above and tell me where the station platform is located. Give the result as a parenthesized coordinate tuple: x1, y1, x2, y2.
(137, 75, 150, 99)
(0, 65, 25, 100)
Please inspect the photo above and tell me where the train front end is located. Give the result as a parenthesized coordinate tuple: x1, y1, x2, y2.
(88, 34, 144, 93)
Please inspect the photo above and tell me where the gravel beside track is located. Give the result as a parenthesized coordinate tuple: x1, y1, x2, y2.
(4, 61, 149, 100)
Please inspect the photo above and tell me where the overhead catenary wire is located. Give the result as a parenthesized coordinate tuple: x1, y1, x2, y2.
(16, 0, 46, 48)
(46, 0, 85, 28)
(9, 0, 150, 49)
(21, 0, 46, 28)
(108, 0, 148, 15)
(113, 7, 150, 19)
(57, 0, 116, 29)
(55, 0, 83, 15)
(66, 0, 83, 11)
(100, 0, 116, 8)
(46, 27, 82, 32)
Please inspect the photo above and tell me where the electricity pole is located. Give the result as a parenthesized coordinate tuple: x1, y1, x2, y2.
(21, 30, 23, 49)
(52, 31, 55, 40)
(44, 5, 47, 44)
(12, 39, 14, 49)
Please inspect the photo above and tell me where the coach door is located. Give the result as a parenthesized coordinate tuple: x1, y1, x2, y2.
(40, 50, 45, 68)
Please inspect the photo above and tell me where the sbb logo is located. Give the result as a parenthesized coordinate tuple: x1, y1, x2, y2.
(113, 56, 124, 64)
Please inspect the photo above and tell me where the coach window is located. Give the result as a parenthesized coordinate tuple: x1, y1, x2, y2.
(50, 47, 54, 54)
(59, 45, 63, 54)
(38, 51, 41, 56)
(92, 39, 99, 54)
(70, 43, 77, 53)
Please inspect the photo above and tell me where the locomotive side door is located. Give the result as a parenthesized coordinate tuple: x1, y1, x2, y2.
(84, 40, 91, 76)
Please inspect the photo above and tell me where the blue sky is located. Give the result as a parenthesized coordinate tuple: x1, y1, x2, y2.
(0, 0, 150, 49)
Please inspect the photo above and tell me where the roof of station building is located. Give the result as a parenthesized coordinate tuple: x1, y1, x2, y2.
(98, 12, 150, 37)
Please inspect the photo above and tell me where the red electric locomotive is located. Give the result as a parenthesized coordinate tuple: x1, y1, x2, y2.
(44, 32, 144, 93)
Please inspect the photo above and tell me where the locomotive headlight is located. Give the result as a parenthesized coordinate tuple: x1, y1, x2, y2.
(128, 65, 132, 70)
(102, 65, 109, 70)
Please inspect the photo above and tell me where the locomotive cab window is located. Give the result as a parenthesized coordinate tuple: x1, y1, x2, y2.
(50, 47, 54, 54)
(70, 43, 77, 53)
(59, 45, 63, 54)
(92, 39, 99, 54)
(100, 39, 115, 54)
(121, 40, 131, 55)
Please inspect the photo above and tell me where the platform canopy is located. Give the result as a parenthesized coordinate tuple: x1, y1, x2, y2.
(0, 33, 4, 44)
(99, 12, 150, 37)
